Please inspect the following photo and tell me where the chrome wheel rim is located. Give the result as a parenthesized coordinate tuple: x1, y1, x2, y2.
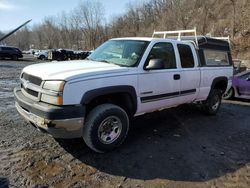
(223, 88, 232, 99)
(98, 116, 122, 144)
(212, 95, 220, 111)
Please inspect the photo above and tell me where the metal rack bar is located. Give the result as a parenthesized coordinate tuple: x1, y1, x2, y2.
(152, 27, 198, 47)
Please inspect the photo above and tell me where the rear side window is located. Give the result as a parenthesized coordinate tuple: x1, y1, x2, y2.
(204, 50, 229, 66)
(177, 44, 195, 68)
(3, 47, 13, 51)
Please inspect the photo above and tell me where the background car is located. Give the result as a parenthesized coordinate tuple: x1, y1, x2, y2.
(223, 70, 250, 100)
(233, 59, 247, 74)
(34, 50, 48, 60)
(74, 50, 92, 59)
(0, 46, 23, 60)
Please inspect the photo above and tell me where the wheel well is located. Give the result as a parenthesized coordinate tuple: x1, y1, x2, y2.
(212, 80, 228, 93)
(85, 93, 136, 117)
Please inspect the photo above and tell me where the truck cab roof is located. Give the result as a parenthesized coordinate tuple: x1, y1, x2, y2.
(111, 35, 230, 51)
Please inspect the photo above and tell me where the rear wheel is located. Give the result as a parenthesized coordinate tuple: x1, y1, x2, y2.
(203, 89, 222, 115)
(12, 55, 18, 61)
(83, 104, 129, 153)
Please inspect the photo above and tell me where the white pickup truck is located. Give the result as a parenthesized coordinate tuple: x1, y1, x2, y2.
(14, 29, 233, 152)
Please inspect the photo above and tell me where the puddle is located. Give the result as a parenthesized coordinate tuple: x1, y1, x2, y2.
(0, 65, 15, 68)
(0, 91, 14, 99)
(0, 102, 15, 113)
(0, 79, 19, 90)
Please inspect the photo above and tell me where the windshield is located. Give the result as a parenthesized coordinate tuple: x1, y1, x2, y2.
(88, 40, 149, 67)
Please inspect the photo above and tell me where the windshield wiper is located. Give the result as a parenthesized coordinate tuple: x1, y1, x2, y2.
(97, 59, 117, 65)
(88, 58, 118, 66)
(99, 59, 110, 63)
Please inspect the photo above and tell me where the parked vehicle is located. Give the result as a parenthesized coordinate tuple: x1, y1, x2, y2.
(48, 49, 74, 61)
(34, 50, 48, 60)
(14, 29, 233, 153)
(0, 46, 23, 60)
(48, 49, 91, 61)
(223, 70, 250, 100)
(22, 49, 39, 55)
(74, 50, 92, 60)
(233, 59, 247, 74)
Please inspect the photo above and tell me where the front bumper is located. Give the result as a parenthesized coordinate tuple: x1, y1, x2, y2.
(14, 88, 85, 138)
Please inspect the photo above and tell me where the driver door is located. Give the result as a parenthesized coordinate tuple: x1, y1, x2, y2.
(137, 42, 181, 114)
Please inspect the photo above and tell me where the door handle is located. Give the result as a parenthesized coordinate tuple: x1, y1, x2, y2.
(173, 74, 180, 80)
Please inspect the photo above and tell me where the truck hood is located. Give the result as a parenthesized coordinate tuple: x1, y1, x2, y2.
(22, 60, 131, 81)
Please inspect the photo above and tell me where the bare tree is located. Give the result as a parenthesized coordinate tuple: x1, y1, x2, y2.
(2, 0, 249, 55)
(229, 0, 236, 38)
(74, 0, 105, 49)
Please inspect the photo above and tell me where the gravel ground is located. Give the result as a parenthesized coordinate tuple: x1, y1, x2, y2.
(0, 58, 250, 188)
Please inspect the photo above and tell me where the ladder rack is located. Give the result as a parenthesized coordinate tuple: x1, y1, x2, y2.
(152, 27, 198, 47)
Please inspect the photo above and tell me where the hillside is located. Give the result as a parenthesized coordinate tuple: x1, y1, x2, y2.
(1, 0, 250, 64)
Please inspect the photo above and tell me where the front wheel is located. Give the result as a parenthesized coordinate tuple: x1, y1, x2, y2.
(83, 104, 129, 153)
(203, 89, 222, 115)
(222, 87, 234, 100)
(40, 55, 46, 60)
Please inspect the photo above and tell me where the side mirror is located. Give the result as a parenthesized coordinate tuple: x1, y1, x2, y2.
(145, 59, 164, 70)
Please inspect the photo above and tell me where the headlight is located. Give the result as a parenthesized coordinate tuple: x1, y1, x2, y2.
(41, 81, 65, 105)
(41, 94, 63, 105)
(43, 81, 65, 92)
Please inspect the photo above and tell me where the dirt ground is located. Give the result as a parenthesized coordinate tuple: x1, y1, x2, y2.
(0, 57, 250, 188)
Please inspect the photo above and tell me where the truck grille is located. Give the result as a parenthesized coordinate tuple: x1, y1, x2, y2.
(22, 73, 42, 86)
(21, 84, 39, 97)
(21, 72, 42, 100)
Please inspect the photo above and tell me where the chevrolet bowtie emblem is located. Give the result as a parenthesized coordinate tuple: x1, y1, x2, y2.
(23, 81, 29, 89)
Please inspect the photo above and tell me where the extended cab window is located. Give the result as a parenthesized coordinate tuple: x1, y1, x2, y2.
(204, 50, 229, 66)
(146, 42, 176, 69)
(177, 44, 195, 68)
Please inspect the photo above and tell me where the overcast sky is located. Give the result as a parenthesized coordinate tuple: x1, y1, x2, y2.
(0, 0, 146, 32)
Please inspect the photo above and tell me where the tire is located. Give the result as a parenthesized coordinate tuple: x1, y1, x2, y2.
(203, 89, 222, 115)
(40, 55, 46, 60)
(83, 104, 129, 153)
(12, 55, 18, 61)
(222, 87, 234, 100)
